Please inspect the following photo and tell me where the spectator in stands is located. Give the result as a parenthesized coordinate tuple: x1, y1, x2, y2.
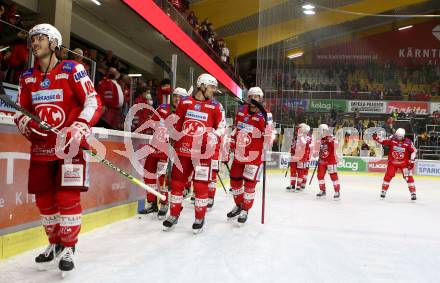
(169, 0, 183, 12)
(96, 67, 125, 129)
(5, 30, 28, 84)
(367, 119, 375, 128)
(118, 74, 131, 111)
(132, 87, 154, 132)
(102, 50, 118, 69)
(355, 119, 364, 138)
(72, 48, 90, 74)
(57, 47, 69, 60)
(187, 11, 198, 27)
(156, 78, 171, 106)
(219, 39, 230, 64)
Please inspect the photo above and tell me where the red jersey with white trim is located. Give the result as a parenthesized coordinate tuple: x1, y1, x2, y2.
(147, 103, 175, 159)
(231, 104, 274, 165)
(132, 95, 155, 134)
(374, 136, 416, 166)
(173, 96, 225, 158)
(291, 132, 312, 162)
(15, 60, 102, 161)
(318, 135, 338, 165)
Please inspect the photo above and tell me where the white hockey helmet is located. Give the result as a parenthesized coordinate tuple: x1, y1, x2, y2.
(395, 128, 406, 140)
(247, 87, 264, 98)
(298, 123, 310, 135)
(196, 73, 218, 88)
(173, 87, 189, 97)
(28, 23, 62, 48)
(318, 124, 330, 136)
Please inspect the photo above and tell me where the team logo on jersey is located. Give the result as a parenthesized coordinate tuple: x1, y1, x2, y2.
(62, 62, 74, 72)
(35, 104, 66, 129)
(244, 117, 249, 123)
(185, 110, 208, 121)
(320, 150, 330, 159)
(194, 104, 201, 111)
(40, 78, 50, 89)
(31, 89, 63, 104)
(182, 119, 206, 137)
(237, 132, 252, 147)
(391, 151, 405, 160)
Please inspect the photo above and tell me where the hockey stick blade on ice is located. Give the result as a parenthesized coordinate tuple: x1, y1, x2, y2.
(0, 93, 166, 200)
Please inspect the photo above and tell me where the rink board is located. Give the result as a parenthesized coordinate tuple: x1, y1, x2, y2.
(1, 120, 440, 260)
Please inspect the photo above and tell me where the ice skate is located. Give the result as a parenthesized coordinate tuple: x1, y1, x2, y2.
(411, 192, 417, 201)
(333, 191, 340, 200)
(316, 190, 326, 198)
(380, 190, 387, 199)
(35, 243, 63, 271)
(162, 215, 179, 231)
(227, 205, 242, 220)
(58, 246, 75, 278)
(237, 210, 248, 227)
(285, 185, 294, 191)
(192, 218, 205, 234)
(138, 201, 158, 215)
(207, 198, 215, 210)
(157, 203, 169, 220)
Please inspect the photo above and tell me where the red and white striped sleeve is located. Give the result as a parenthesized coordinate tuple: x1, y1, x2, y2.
(70, 63, 102, 126)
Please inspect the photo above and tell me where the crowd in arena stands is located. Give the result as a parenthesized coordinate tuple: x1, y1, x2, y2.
(165, 0, 230, 65)
(0, 3, 29, 84)
(269, 62, 440, 100)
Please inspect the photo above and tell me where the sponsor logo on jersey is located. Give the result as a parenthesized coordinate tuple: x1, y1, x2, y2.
(251, 116, 260, 121)
(185, 110, 208, 121)
(194, 104, 201, 111)
(74, 70, 88, 82)
(24, 77, 36, 84)
(237, 112, 244, 116)
(182, 119, 206, 136)
(35, 104, 66, 129)
(55, 73, 69, 80)
(237, 121, 254, 133)
(183, 100, 192, 104)
(393, 146, 405, 152)
(31, 89, 63, 104)
(40, 78, 50, 89)
(205, 104, 215, 109)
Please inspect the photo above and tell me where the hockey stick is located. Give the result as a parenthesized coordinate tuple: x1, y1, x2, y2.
(217, 171, 228, 194)
(249, 98, 269, 224)
(153, 56, 175, 194)
(0, 91, 166, 200)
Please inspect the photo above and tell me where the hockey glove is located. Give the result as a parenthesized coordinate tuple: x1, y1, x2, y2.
(17, 115, 52, 142)
(63, 119, 92, 151)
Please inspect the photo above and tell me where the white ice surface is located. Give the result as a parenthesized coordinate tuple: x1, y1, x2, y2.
(1, 172, 440, 283)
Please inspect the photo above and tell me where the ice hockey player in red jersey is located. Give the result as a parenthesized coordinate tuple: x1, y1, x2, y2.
(227, 87, 274, 225)
(315, 124, 341, 199)
(138, 87, 188, 219)
(286, 123, 312, 192)
(15, 24, 102, 274)
(373, 128, 417, 200)
(163, 74, 225, 233)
